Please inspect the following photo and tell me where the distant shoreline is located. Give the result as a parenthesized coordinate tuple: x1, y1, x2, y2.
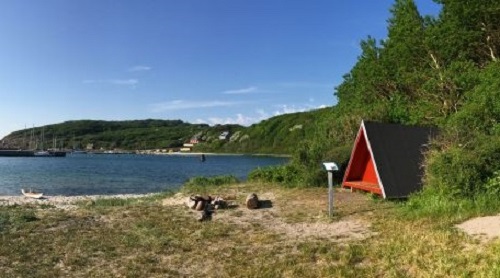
(151, 152, 292, 158)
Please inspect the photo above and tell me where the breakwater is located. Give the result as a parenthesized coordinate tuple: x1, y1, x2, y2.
(0, 150, 66, 157)
(0, 150, 35, 157)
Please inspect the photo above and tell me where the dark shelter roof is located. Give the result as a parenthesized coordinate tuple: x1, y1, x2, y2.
(345, 121, 437, 198)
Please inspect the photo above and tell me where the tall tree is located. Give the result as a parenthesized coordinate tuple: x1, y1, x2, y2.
(432, 0, 500, 66)
(379, 0, 431, 124)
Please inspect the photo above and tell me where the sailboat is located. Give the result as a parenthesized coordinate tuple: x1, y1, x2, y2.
(34, 127, 51, 156)
(33, 127, 66, 157)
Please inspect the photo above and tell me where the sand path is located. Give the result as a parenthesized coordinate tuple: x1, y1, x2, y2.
(456, 215, 500, 242)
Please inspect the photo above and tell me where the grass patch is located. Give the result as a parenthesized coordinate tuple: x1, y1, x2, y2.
(181, 175, 239, 195)
(402, 187, 500, 224)
(1, 183, 500, 277)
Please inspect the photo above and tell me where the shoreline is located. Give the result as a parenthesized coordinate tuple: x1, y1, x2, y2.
(142, 152, 292, 158)
(0, 193, 156, 208)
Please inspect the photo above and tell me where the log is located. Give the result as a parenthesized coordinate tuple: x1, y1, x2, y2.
(246, 193, 259, 209)
(213, 196, 227, 210)
(195, 199, 205, 211)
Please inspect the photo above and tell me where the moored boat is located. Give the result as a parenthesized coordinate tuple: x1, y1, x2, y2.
(21, 188, 44, 199)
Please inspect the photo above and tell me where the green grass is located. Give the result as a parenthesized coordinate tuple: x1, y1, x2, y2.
(1, 183, 500, 277)
(181, 175, 240, 195)
(402, 187, 500, 224)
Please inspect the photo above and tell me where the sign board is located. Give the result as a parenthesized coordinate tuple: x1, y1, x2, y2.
(323, 162, 339, 217)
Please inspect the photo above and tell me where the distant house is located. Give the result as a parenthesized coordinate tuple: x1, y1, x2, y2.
(342, 121, 437, 199)
(219, 131, 230, 140)
(189, 138, 200, 144)
(189, 131, 205, 144)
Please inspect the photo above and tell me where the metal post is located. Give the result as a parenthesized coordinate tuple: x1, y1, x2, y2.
(328, 171, 333, 217)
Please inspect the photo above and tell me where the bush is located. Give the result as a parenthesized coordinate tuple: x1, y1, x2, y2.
(184, 175, 239, 187)
(425, 133, 500, 198)
(403, 186, 500, 221)
(248, 143, 353, 188)
(181, 175, 239, 194)
(248, 164, 304, 187)
(423, 63, 500, 198)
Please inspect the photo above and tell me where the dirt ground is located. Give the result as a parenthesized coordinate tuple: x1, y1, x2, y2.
(456, 215, 500, 242)
(6, 189, 497, 244)
(164, 189, 377, 243)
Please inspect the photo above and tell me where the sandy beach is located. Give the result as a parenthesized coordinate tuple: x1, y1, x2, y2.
(0, 193, 155, 209)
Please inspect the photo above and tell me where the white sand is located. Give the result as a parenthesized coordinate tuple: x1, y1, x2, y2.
(0, 193, 154, 209)
(456, 215, 500, 242)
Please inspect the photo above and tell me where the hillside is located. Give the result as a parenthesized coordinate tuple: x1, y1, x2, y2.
(0, 108, 331, 154)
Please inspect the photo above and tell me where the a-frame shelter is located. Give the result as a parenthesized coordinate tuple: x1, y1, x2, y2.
(342, 121, 436, 199)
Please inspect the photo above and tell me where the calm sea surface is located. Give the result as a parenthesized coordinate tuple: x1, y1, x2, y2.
(0, 154, 288, 196)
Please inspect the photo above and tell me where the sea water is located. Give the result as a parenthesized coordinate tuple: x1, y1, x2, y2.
(0, 154, 288, 196)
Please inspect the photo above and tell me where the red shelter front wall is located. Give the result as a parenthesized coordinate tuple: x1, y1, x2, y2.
(342, 129, 382, 195)
(362, 155, 378, 184)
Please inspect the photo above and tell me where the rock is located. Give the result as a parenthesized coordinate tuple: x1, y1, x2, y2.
(246, 193, 260, 209)
(187, 195, 213, 211)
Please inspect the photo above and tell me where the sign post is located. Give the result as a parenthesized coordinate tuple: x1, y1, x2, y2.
(323, 162, 339, 218)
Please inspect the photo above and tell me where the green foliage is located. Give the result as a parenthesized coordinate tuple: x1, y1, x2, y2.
(424, 62, 500, 198)
(181, 175, 239, 194)
(248, 143, 352, 187)
(195, 108, 333, 155)
(403, 186, 500, 220)
(0, 206, 38, 232)
(248, 164, 305, 187)
(3, 119, 216, 150)
(184, 175, 239, 187)
(90, 198, 138, 207)
(485, 171, 500, 195)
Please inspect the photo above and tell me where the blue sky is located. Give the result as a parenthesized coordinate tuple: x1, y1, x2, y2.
(0, 0, 441, 138)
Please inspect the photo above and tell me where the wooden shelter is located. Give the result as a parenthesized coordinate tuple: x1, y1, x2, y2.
(342, 121, 436, 199)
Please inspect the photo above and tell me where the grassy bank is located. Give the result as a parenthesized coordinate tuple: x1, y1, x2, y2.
(1, 182, 500, 277)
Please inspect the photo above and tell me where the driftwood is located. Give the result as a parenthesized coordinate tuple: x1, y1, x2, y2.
(212, 196, 227, 210)
(187, 195, 213, 211)
(246, 193, 260, 209)
(187, 195, 228, 212)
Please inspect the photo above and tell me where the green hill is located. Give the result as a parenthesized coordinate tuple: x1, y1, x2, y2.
(0, 108, 332, 154)
(0, 119, 231, 151)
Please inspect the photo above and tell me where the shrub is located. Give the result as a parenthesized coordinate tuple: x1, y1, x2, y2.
(425, 133, 500, 197)
(184, 175, 239, 187)
(248, 164, 304, 187)
(181, 175, 239, 194)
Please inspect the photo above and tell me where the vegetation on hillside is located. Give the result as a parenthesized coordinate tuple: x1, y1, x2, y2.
(1, 108, 330, 154)
(1, 119, 240, 151)
(193, 107, 332, 154)
(344, 0, 498, 200)
(262, 0, 500, 206)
